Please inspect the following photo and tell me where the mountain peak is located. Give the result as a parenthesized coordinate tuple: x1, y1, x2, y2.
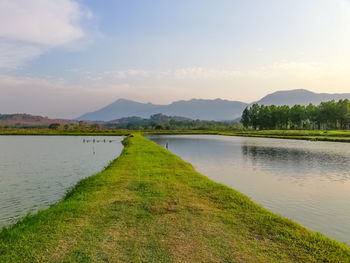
(113, 98, 141, 104)
(257, 89, 350, 106)
(77, 98, 248, 121)
(76, 89, 350, 121)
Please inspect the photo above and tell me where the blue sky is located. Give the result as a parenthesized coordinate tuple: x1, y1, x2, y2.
(0, 0, 350, 118)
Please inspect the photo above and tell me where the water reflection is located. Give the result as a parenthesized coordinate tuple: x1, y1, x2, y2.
(0, 136, 124, 227)
(148, 135, 350, 245)
(241, 144, 350, 181)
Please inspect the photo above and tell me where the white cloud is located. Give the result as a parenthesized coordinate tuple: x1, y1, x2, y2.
(83, 67, 243, 82)
(0, 42, 43, 69)
(160, 68, 242, 80)
(0, 0, 92, 68)
(82, 63, 329, 83)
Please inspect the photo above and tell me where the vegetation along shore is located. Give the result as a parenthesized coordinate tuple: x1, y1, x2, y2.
(1, 127, 350, 143)
(0, 134, 349, 262)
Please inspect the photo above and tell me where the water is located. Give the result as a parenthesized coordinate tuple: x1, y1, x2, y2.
(148, 135, 350, 245)
(0, 136, 124, 227)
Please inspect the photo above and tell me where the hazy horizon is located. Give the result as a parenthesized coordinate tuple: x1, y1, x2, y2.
(1, 0, 350, 118)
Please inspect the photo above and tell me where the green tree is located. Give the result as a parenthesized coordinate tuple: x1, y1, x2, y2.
(249, 104, 260, 130)
(319, 100, 337, 129)
(276, 105, 290, 129)
(289, 105, 306, 129)
(306, 104, 318, 130)
(337, 99, 350, 129)
(240, 107, 250, 128)
(48, 123, 60, 130)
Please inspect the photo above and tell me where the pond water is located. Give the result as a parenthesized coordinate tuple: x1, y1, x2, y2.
(148, 135, 350, 245)
(0, 136, 124, 227)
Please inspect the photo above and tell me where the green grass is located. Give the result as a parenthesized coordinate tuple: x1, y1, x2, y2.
(143, 129, 350, 143)
(0, 134, 349, 262)
(2, 127, 350, 143)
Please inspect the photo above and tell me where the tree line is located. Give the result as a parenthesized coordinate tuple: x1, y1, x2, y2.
(106, 113, 241, 130)
(241, 99, 350, 130)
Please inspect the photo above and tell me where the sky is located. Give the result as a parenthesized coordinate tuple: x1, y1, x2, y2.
(0, 0, 350, 118)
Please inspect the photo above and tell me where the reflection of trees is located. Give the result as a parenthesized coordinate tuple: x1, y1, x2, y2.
(241, 144, 350, 180)
(149, 135, 350, 181)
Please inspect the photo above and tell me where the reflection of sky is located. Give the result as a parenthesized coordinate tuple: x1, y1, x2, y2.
(0, 136, 124, 227)
(148, 135, 350, 245)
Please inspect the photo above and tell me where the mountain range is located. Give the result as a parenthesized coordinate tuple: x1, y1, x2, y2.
(77, 98, 247, 121)
(77, 89, 350, 121)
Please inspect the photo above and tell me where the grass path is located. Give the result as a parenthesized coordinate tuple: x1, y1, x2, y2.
(0, 134, 349, 262)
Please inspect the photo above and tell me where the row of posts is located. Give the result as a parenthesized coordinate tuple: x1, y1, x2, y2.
(82, 139, 113, 143)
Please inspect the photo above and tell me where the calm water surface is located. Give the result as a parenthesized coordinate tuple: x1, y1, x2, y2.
(0, 136, 124, 227)
(149, 135, 350, 245)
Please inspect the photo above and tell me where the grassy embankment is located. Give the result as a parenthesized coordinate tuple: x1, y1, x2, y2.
(2, 128, 350, 143)
(143, 129, 350, 142)
(0, 134, 349, 262)
(221, 130, 350, 142)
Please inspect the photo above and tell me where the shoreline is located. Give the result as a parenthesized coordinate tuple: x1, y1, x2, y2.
(1, 129, 350, 143)
(0, 134, 349, 262)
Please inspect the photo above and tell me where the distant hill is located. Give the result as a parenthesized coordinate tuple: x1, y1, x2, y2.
(0, 114, 77, 127)
(2, 89, 350, 124)
(77, 98, 248, 121)
(77, 89, 350, 121)
(256, 89, 350, 106)
(103, 113, 234, 129)
(108, 114, 192, 126)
